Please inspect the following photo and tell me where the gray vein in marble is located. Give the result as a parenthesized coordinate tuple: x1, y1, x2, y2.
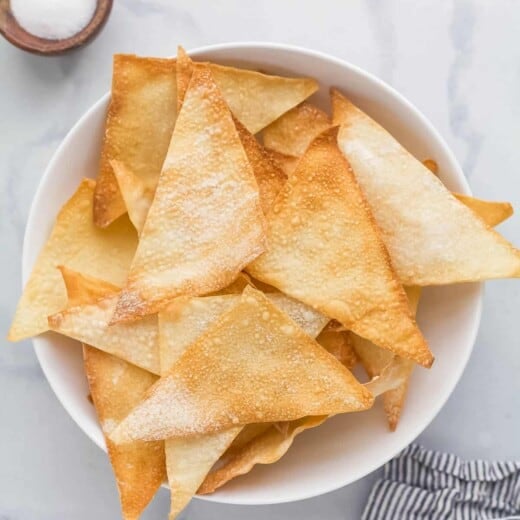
(365, 0, 396, 84)
(122, 0, 200, 35)
(447, 0, 484, 178)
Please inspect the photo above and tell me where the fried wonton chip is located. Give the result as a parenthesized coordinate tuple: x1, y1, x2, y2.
(454, 193, 514, 228)
(266, 149, 300, 177)
(159, 296, 240, 519)
(262, 102, 332, 157)
(159, 292, 328, 369)
(112, 65, 267, 322)
(94, 55, 178, 227)
(207, 63, 318, 134)
(332, 89, 520, 285)
(8, 179, 137, 341)
(83, 346, 165, 520)
(48, 267, 160, 374)
(165, 430, 239, 519)
(157, 287, 330, 517)
(111, 287, 373, 443)
(353, 286, 421, 430)
(111, 160, 154, 234)
(234, 117, 287, 214)
(247, 128, 432, 367)
(422, 159, 514, 227)
(317, 324, 358, 370)
(199, 416, 327, 494)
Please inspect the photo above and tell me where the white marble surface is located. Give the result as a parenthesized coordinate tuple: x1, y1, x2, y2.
(1, 1, 520, 518)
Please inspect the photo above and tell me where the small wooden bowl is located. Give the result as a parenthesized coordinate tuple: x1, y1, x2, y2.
(0, 0, 113, 55)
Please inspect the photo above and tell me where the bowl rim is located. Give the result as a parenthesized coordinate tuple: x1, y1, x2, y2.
(23, 41, 483, 506)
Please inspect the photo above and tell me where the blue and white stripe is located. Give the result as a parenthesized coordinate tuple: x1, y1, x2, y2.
(362, 444, 520, 519)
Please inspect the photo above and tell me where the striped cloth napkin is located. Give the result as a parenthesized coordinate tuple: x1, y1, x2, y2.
(362, 444, 520, 519)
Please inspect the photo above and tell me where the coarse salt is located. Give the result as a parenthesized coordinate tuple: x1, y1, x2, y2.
(11, 0, 97, 40)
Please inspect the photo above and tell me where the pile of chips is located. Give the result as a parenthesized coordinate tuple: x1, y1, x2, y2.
(9, 47, 520, 520)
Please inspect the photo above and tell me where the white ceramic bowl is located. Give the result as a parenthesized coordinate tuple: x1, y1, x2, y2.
(24, 43, 482, 505)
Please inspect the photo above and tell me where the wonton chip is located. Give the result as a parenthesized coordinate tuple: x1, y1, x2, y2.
(353, 286, 421, 430)
(157, 287, 330, 516)
(111, 287, 373, 443)
(262, 102, 331, 157)
(234, 117, 287, 214)
(247, 128, 432, 367)
(159, 292, 328, 369)
(83, 345, 165, 520)
(111, 160, 154, 234)
(422, 159, 513, 227)
(199, 416, 327, 494)
(112, 65, 267, 322)
(207, 63, 318, 134)
(165, 430, 239, 519)
(94, 55, 178, 227)
(454, 193, 513, 228)
(48, 268, 160, 374)
(8, 179, 137, 341)
(178, 46, 317, 134)
(159, 298, 240, 519)
(332, 89, 520, 285)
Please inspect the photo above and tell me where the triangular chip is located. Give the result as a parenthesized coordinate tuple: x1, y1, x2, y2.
(48, 268, 160, 374)
(199, 416, 327, 494)
(176, 46, 193, 112)
(178, 47, 317, 134)
(317, 324, 357, 370)
(454, 193, 513, 228)
(160, 289, 326, 517)
(266, 149, 300, 177)
(111, 287, 373, 443)
(159, 299, 240, 519)
(332, 89, 520, 284)
(206, 63, 318, 134)
(159, 292, 328, 369)
(165, 431, 239, 518)
(234, 117, 287, 214)
(201, 318, 356, 494)
(83, 345, 165, 520)
(94, 55, 178, 227)
(353, 286, 421, 430)
(247, 127, 432, 367)
(8, 179, 137, 341)
(112, 119, 286, 233)
(422, 159, 514, 227)
(111, 160, 154, 234)
(262, 102, 331, 157)
(112, 65, 267, 322)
